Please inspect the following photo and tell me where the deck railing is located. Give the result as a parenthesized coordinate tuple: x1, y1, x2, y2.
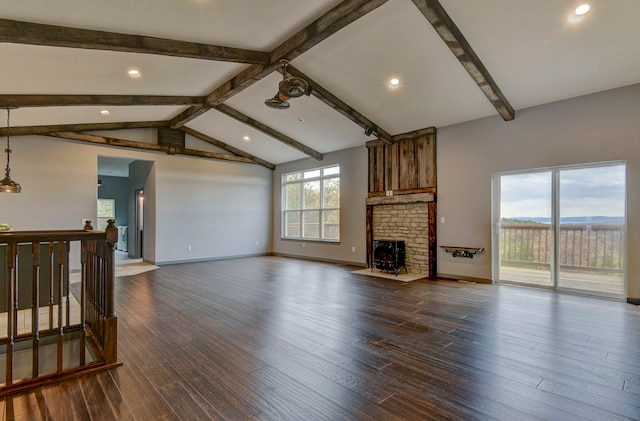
(500, 223, 624, 273)
(0, 220, 119, 395)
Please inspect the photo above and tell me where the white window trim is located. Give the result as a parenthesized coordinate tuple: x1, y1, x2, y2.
(282, 165, 340, 242)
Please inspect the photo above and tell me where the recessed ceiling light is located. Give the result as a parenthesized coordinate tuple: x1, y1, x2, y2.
(128, 69, 141, 78)
(298, 118, 305, 122)
(243, 136, 251, 142)
(100, 110, 110, 116)
(575, 3, 590, 15)
(389, 78, 400, 87)
(569, 3, 591, 22)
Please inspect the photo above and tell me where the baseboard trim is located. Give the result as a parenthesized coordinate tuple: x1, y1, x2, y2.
(272, 252, 364, 268)
(155, 252, 271, 266)
(627, 297, 640, 305)
(437, 273, 492, 284)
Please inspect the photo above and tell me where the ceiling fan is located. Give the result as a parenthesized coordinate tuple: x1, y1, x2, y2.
(264, 59, 310, 109)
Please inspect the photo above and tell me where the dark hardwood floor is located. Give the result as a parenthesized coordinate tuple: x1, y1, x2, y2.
(1, 255, 639, 420)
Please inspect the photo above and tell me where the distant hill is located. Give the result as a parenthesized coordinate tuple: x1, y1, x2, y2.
(504, 216, 624, 225)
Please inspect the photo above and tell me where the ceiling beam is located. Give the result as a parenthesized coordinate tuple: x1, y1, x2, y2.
(0, 18, 269, 65)
(215, 104, 323, 161)
(410, 0, 515, 121)
(0, 95, 206, 108)
(269, 0, 390, 63)
(169, 105, 214, 128)
(285, 65, 393, 145)
(46, 132, 258, 165)
(0, 121, 169, 137)
(171, 0, 390, 128)
(180, 126, 275, 170)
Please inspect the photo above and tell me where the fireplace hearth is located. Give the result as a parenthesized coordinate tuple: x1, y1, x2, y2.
(372, 240, 406, 276)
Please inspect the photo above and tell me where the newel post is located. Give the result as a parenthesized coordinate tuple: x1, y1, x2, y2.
(104, 219, 118, 364)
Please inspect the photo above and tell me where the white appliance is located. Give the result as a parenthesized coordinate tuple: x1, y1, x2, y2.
(116, 225, 128, 252)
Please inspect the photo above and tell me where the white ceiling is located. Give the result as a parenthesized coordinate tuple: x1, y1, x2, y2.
(2, 0, 639, 167)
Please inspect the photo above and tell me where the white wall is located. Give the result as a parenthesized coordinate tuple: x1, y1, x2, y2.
(437, 83, 640, 300)
(0, 134, 273, 268)
(155, 153, 272, 264)
(272, 146, 368, 265)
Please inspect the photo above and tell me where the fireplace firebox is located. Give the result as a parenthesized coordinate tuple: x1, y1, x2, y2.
(372, 240, 407, 275)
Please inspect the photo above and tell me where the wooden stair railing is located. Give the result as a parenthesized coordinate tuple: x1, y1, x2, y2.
(0, 220, 120, 396)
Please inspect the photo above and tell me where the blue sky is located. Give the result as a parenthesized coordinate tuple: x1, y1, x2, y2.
(500, 164, 625, 218)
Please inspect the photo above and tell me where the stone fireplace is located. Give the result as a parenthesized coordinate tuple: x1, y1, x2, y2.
(365, 128, 437, 278)
(372, 203, 428, 274)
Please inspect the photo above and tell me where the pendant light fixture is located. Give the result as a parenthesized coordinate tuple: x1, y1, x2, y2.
(0, 107, 22, 193)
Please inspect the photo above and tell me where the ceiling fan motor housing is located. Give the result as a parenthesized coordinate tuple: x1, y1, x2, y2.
(279, 77, 309, 98)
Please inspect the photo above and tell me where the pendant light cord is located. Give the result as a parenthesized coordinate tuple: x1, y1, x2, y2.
(5, 108, 11, 176)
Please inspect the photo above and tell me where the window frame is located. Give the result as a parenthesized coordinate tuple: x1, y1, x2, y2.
(97, 198, 116, 231)
(282, 165, 340, 242)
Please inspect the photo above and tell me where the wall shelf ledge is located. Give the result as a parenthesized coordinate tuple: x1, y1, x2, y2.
(440, 246, 484, 258)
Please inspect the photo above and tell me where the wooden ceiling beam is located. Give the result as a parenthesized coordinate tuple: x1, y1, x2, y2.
(171, 0, 390, 128)
(285, 65, 393, 145)
(0, 121, 168, 137)
(180, 126, 275, 170)
(0, 18, 269, 65)
(46, 132, 257, 165)
(269, 0, 390, 63)
(215, 104, 323, 161)
(410, 0, 515, 121)
(0, 95, 206, 108)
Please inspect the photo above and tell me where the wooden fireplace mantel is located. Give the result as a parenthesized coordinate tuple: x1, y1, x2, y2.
(365, 191, 434, 206)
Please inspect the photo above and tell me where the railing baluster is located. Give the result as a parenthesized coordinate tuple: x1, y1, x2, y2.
(609, 229, 614, 269)
(80, 241, 87, 366)
(579, 229, 584, 266)
(64, 241, 70, 329)
(587, 228, 592, 267)
(56, 241, 64, 372)
(48, 242, 55, 331)
(32, 242, 40, 379)
(6, 242, 17, 386)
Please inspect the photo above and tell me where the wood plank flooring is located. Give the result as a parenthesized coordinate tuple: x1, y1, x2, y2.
(1, 255, 639, 420)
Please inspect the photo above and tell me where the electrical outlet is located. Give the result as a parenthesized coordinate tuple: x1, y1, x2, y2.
(256, 240, 259, 246)
(302, 243, 306, 248)
(352, 246, 356, 252)
(187, 245, 192, 251)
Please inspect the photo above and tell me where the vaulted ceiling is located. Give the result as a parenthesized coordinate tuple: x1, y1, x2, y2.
(1, 0, 639, 170)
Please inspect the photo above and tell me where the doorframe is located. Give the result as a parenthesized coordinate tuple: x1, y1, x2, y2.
(134, 189, 144, 259)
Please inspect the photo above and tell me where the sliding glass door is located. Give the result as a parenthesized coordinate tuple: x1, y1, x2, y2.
(496, 171, 553, 287)
(557, 165, 626, 295)
(494, 162, 626, 298)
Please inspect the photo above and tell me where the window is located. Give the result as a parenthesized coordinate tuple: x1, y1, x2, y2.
(282, 165, 340, 241)
(97, 198, 115, 231)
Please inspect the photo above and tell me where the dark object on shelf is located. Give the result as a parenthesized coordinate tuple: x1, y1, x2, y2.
(372, 240, 407, 276)
(440, 246, 484, 258)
